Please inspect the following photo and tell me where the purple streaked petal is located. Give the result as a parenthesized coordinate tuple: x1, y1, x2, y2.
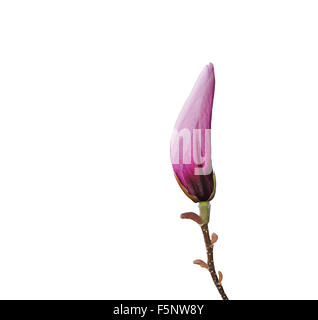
(170, 63, 215, 202)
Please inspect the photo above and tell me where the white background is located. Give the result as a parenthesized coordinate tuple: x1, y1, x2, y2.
(0, 0, 317, 300)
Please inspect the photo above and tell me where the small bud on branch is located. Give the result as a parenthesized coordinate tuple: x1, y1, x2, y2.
(193, 259, 209, 269)
(180, 212, 203, 225)
(218, 271, 223, 285)
(211, 233, 218, 244)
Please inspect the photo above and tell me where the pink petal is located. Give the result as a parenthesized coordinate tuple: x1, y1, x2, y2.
(170, 63, 215, 202)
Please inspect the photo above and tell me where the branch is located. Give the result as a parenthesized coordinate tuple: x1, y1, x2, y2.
(181, 213, 229, 300)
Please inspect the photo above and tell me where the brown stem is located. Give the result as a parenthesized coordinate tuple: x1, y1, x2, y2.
(201, 224, 228, 300)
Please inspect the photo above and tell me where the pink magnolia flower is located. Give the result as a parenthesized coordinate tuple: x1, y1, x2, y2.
(170, 63, 216, 203)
